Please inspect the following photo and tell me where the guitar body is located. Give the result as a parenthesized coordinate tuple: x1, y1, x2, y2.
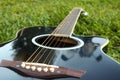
(0, 26, 120, 80)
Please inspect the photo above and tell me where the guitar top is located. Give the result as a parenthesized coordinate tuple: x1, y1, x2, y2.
(0, 8, 120, 80)
(0, 26, 120, 80)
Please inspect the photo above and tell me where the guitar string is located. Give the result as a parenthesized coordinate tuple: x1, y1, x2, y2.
(47, 50, 55, 64)
(34, 10, 79, 63)
(46, 9, 83, 64)
(43, 14, 78, 64)
(38, 36, 67, 63)
(30, 35, 56, 62)
(35, 17, 71, 63)
(30, 9, 80, 63)
(27, 9, 76, 63)
(40, 10, 80, 63)
(35, 36, 62, 63)
(33, 9, 81, 63)
(26, 8, 81, 63)
(43, 37, 69, 64)
(44, 12, 81, 64)
(44, 9, 83, 64)
(26, 25, 64, 62)
(38, 25, 71, 63)
(25, 9, 72, 62)
(26, 25, 62, 62)
(26, 11, 71, 62)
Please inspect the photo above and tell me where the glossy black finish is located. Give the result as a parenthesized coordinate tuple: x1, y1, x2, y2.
(0, 26, 120, 80)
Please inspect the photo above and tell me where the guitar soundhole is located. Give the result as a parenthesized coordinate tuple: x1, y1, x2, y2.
(36, 36, 77, 48)
(32, 34, 84, 50)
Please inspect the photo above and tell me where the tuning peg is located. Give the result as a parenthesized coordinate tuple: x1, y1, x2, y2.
(82, 11, 88, 16)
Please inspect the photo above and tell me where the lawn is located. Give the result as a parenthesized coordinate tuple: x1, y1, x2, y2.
(0, 0, 120, 62)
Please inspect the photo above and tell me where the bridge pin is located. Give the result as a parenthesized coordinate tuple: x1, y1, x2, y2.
(37, 67, 42, 72)
(21, 63, 25, 68)
(31, 66, 36, 71)
(43, 68, 48, 72)
(25, 66, 30, 69)
(49, 68, 55, 72)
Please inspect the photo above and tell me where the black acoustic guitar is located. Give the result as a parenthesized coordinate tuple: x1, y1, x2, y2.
(0, 8, 120, 80)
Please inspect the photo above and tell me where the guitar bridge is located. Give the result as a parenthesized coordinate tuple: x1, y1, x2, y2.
(0, 59, 86, 79)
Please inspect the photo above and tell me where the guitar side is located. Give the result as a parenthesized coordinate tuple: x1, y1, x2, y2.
(0, 26, 120, 80)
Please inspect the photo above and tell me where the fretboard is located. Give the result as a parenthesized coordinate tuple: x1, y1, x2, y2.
(52, 8, 83, 37)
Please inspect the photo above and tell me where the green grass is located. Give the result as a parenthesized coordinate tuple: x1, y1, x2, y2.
(0, 0, 120, 62)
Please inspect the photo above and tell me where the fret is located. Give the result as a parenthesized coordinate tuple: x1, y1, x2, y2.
(52, 8, 83, 37)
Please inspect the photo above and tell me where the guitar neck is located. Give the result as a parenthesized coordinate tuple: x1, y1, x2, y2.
(52, 8, 83, 37)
